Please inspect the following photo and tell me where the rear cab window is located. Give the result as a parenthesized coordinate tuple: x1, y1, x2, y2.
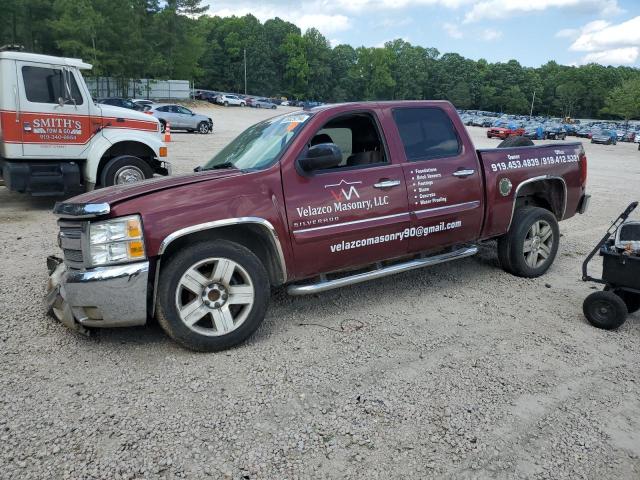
(392, 107, 461, 161)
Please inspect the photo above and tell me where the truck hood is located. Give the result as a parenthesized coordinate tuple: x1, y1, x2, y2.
(97, 104, 159, 124)
(65, 170, 243, 208)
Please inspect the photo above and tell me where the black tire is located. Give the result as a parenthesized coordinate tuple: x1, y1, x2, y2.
(99, 155, 154, 187)
(610, 289, 640, 314)
(159, 120, 166, 133)
(271, 105, 277, 109)
(197, 121, 210, 134)
(497, 136, 534, 148)
(583, 291, 627, 330)
(156, 240, 270, 352)
(497, 206, 560, 278)
(224, 101, 229, 107)
(240, 102, 246, 107)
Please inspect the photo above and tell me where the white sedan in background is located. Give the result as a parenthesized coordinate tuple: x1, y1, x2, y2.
(217, 94, 246, 107)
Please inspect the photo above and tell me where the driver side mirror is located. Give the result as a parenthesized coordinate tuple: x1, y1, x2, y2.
(298, 143, 342, 172)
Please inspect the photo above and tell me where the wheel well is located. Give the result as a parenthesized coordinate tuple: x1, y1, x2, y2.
(97, 141, 156, 186)
(514, 179, 566, 220)
(159, 225, 286, 286)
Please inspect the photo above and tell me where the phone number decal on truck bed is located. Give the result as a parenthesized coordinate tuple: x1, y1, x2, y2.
(490, 151, 579, 173)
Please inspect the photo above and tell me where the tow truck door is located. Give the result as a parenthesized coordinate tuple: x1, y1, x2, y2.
(16, 60, 92, 158)
(390, 105, 484, 253)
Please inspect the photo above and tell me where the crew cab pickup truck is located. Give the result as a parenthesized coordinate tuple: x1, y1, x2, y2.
(0, 49, 170, 195)
(46, 101, 590, 351)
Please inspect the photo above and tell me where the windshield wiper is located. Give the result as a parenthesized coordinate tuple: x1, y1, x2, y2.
(196, 162, 238, 172)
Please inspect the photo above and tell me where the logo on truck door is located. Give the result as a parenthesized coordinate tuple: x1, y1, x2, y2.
(31, 117, 83, 140)
(324, 179, 362, 201)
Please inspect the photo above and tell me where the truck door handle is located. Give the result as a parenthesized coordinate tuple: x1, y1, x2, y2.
(23, 122, 32, 132)
(453, 169, 475, 178)
(374, 179, 401, 189)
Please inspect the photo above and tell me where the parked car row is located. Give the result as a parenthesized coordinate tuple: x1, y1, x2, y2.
(460, 109, 640, 146)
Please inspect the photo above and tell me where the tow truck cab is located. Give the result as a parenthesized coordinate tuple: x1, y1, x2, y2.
(0, 48, 169, 195)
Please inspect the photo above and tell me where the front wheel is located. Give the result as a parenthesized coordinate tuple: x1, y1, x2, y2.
(197, 121, 210, 134)
(583, 291, 627, 330)
(498, 206, 560, 277)
(156, 240, 270, 352)
(240, 102, 246, 107)
(99, 155, 154, 187)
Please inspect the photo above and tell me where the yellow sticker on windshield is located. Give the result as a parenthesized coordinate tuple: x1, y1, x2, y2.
(286, 122, 300, 131)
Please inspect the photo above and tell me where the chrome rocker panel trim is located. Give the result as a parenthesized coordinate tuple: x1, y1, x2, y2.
(287, 246, 478, 296)
(47, 261, 149, 329)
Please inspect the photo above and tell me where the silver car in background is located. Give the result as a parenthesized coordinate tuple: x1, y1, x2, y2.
(148, 104, 213, 134)
(252, 98, 277, 109)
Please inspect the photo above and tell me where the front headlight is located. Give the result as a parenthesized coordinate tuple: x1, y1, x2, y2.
(88, 215, 146, 266)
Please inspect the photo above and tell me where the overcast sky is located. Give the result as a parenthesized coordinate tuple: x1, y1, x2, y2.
(204, 0, 640, 67)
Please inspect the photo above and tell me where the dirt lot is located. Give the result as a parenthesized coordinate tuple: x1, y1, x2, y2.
(1, 104, 639, 479)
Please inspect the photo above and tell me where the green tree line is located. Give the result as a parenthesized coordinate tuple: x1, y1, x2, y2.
(2, 0, 640, 119)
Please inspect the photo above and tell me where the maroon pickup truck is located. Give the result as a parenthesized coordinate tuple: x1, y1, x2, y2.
(46, 101, 590, 351)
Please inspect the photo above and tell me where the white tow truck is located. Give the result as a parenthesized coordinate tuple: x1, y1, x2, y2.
(0, 47, 170, 195)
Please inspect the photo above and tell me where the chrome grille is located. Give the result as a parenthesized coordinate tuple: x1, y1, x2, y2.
(58, 220, 85, 269)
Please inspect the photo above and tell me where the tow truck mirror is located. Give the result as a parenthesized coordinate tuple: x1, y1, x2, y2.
(58, 97, 65, 107)
(298, 143, 342, 172)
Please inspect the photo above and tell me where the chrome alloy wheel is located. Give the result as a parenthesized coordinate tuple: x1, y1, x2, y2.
(175, 258, 255, 336)
(114, 165, 145, 184)
(523, 220, 554, 269)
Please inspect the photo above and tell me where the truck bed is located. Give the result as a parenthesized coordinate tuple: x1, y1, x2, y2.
(477, 142, 585, 240)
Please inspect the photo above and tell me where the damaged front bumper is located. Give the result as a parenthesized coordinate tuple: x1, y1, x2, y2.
(46, 256, 149, 332)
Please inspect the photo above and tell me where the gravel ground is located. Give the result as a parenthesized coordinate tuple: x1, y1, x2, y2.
(1, 104, 639, 479)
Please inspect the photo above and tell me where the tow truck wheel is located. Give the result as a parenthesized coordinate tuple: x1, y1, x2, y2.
(498, 206, 560, 278)
(100, 155, 154, 187)
(156, 240, 270, 352)
(583, 291, 628, 330)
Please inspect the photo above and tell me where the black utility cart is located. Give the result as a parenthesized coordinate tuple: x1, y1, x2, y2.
(582, 201, 640, 329)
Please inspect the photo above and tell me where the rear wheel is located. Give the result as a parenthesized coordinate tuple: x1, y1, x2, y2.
(224, 101, 229, 107)
(583, 291, 627, 330)
(498, 207, 560, 277)
(156, 240, 270, 352)
(99, 155, 154, 187)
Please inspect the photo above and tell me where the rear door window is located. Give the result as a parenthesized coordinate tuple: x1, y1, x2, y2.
(22, 66, 84, 105)
(393, 108, 461, 161)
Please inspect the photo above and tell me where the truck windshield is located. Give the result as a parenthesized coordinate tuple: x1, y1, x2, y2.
(202, 113, 311, 171)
